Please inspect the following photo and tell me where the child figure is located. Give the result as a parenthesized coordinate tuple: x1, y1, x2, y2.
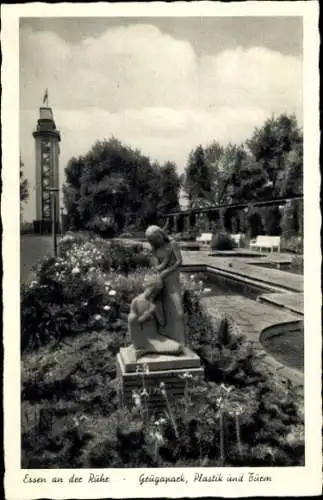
(128, 274, 182, 359)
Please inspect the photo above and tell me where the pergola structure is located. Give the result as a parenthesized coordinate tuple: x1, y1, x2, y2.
(163, 194, 304, 235)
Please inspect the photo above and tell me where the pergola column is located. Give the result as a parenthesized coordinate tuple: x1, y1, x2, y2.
(183, 214, 190, 232)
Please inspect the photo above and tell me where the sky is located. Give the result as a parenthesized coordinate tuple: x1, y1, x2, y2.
(20, 17, 303, 221)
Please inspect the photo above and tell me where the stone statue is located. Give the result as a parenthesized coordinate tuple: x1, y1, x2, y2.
(120, 226, 203, 393)
(128, 274, 182, 359)
(145, 225, 185, 345)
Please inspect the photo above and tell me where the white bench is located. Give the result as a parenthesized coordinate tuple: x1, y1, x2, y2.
(196, 232, 213, 245)
(250, 235, 281, 253)
(231, 233, 243, 247)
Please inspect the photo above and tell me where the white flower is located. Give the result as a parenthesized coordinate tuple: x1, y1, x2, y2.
(81, 301, 88, 307)
(203, 288, 212, 293)
(103, 305, 111, 311)
(234, 403, 243, 415)
(216, 396, 223, 407)
(220, 383, 232, 393)
(108, 290, 116, 296)
(155, 417, 167, 427)
(140, 388, 149, 398)
(94, 314, 102, 321)
(159, 382, 166, 396)
(71, 267, 80, 275)
(190, 274, 195, 280)
(151, 429, 164, 445)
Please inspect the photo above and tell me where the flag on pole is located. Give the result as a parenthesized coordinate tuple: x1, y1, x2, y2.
(43, 89, 49, 106)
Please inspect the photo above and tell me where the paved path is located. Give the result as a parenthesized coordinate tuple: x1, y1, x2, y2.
(202, 294, 299, 344)
(21, 235, 54, 284)
(258, 292, 304, 315)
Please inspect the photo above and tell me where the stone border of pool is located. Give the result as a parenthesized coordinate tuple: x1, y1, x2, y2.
(182, 263, 297, 296)
(181, 263, 304, 386)
(259, 321, 304, 386)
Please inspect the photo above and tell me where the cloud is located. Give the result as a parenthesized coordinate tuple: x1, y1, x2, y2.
(200, 46, 302, 114)
(20, 24, 197, 112)
(20, 23, 302, 221)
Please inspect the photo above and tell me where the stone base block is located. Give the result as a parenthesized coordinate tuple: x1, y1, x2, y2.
(119, 344, 201, 372)
(116, 346, 204, 409)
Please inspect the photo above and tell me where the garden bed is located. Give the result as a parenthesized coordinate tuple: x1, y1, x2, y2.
(21, 234, 304, 468)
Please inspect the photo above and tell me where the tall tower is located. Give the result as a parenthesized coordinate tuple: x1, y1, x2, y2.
(32, 107, 61, 234)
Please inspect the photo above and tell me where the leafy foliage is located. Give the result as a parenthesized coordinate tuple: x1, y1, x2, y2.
(182, 114, 303, 238)
(63, 138, 180, 234)
(21, 236, 151, 351)
(183, 145, 213, 208)
(211, 231, 235, 251)
(20, 157, 29, 215)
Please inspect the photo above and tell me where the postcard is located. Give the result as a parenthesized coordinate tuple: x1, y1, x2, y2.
(2, 1, 321, 498)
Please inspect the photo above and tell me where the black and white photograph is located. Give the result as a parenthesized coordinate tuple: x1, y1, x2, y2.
(2, 1, 321, 498)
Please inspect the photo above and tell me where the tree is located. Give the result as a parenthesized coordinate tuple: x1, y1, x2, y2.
(204, 141, 224, 203)
(63, 156, 86, 229)
(183, 145, 212, 208)
(246, 114, 303, 197)
(63, 137, 180, 234)
(157, 161, 181, 216)
(279, 142, 303, 197)
(20, 157, 29, 216)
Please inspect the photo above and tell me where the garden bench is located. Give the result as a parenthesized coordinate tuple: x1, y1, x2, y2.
(250, 235, 281, 253)
(196, 232, 213, 245)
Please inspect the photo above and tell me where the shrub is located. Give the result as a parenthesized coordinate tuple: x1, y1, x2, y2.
(280, 201, 299, 239)
(20, 221, 34, 234)
(108, 241, 151, 274)
(182, 274, 263, 387)
(281, 235, 303, 254)
(21, 237, 151, 351)
(181, 230, 198, 242)
(211, 231, 235, 251)
(85, 216, 116, 238)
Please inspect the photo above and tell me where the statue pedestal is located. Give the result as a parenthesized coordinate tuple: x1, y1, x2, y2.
(116, 345, 204, 409)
